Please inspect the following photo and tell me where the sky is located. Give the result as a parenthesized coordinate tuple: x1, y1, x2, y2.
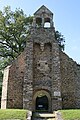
(0, 0, 80, 64)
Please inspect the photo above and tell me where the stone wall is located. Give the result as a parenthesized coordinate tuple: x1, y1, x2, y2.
(31, 28, 62, 111)
(60, 51, 80, 109)
(33, 42, 52, 91)
(23, 38, 33, 110)
(7, 50, 26, 108)
(74, 62, 80, 108)
(5, 46, 80, 110)
(1, 28, 80, 110)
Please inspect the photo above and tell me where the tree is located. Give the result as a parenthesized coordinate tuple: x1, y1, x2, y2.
(0, 6, 33, 61)
(55, 30, 65, 51)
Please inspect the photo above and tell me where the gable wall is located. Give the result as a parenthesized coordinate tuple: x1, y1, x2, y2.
(74, 62, 80, 108)
(7, 50, 26, 108)
(60, 51, 80, 109)
(2, 44, 80, 110)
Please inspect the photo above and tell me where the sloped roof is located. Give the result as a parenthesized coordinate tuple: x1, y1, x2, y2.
(34, 5, 53, 15)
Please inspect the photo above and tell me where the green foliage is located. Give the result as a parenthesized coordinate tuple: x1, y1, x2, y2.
(0, 109, 27, 120)
(0, 6, 33, 60)
(0, 58, 9, 86)
(55, 30, 65, 51)
(60, 109, 80, 120)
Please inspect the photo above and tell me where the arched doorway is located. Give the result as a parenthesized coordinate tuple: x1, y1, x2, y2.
(33, 90, 51, 112)
(36, 95, 48, 111)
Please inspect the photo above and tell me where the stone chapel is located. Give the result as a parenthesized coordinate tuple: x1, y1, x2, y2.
(1, 5, 80, 112)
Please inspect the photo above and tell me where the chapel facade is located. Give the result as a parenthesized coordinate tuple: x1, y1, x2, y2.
(1, 5, 80, 112)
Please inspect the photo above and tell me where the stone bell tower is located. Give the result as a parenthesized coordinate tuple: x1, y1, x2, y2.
(23, 5, 62, 112)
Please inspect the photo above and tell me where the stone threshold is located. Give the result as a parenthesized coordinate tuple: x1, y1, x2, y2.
(33, 112, 55, 118)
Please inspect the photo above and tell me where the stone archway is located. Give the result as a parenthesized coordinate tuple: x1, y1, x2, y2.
(33, 90, 51, 112)
(36, 95, 48, 111)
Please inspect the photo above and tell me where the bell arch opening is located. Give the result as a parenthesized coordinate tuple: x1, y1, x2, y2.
(36, 17, 42, 27)
(44, 22, 50, 28)
(44, 18, 50, 28)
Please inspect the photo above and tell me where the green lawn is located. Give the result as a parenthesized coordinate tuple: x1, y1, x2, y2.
(60, 109, 80, 120)
(0, 109, 27, 120)
(1, 109, 80, 120)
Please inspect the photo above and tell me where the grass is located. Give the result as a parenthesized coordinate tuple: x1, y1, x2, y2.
(60, 109, 80, 120)
(0, 109, 27, 120)
(1, 109, 80, 120)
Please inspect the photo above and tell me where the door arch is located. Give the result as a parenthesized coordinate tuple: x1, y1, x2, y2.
(33, 90, 51, 112)
(36, 95, 48, 111)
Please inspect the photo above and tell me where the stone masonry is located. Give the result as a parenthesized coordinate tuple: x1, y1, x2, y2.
(1, 5, 80, 111)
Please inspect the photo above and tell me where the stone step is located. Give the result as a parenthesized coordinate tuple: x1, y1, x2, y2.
(32, 118, 56, 120)
(34, 113, 55, 118)
(32, 112, 56, 120)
